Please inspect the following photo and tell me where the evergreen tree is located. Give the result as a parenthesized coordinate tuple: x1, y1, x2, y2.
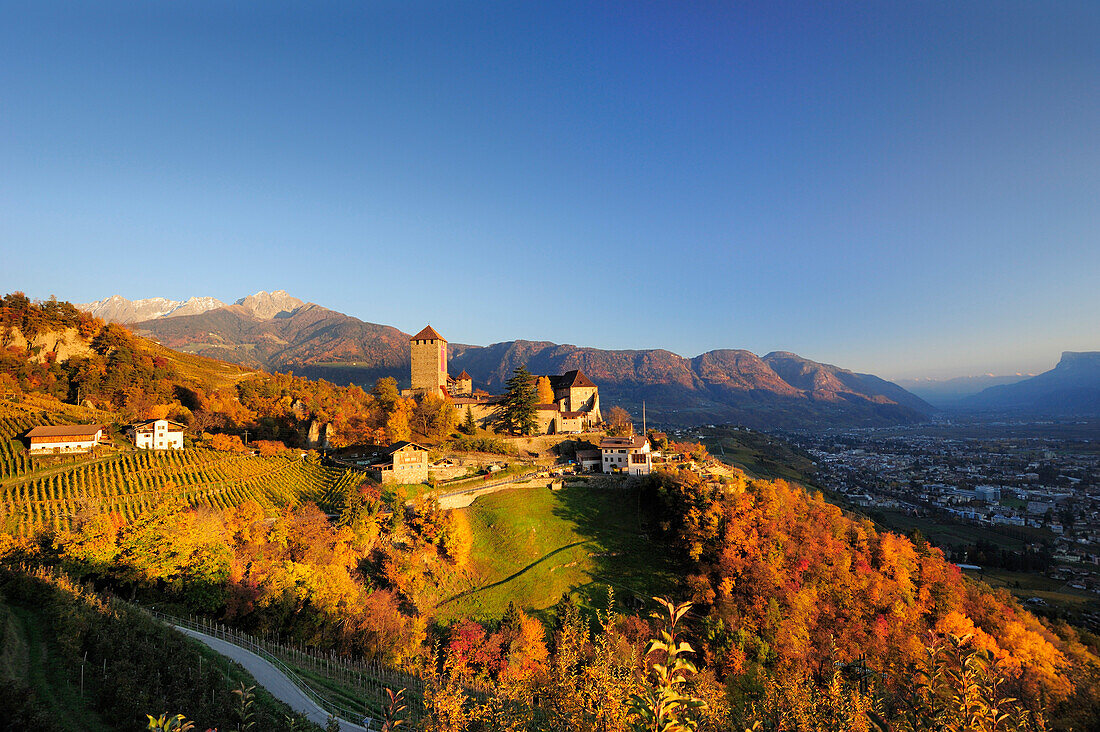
(497, 365, 537, 435)
(461, 406, 477, 435)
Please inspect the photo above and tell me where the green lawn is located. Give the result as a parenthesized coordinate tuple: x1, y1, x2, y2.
(431, 482, 678, 623)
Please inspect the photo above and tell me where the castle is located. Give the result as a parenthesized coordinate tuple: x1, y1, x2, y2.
(407, 325, 601, 434)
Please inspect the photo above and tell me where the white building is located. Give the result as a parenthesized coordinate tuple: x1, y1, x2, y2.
(129, 419, 185, 450)
(26, 424, 105, 454)
(975, 485, 1002, 503)
(599, 435, 652, 476)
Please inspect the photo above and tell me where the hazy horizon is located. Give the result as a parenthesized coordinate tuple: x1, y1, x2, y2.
(3, 3, 1098, 383)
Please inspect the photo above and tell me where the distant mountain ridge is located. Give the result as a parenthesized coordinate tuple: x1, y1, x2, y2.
(963, 351, 1100, 415)
(103, 290, 934, 428)
(78, 290, 308, 324)
(897, 374, 1033, 407)
(446, 342, 933, 428)
(233, 290, 304, 319)
(78, 294, 226, 323)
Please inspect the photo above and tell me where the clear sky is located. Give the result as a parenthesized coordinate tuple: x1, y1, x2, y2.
(2, 2, 1098, 380)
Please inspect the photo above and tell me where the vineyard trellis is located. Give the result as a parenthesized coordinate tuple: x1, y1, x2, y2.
(1, 446, 367, 534)
(145, 607, 493, 727)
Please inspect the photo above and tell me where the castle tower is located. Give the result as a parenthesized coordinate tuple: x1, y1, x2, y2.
(410, 325, 448, 394)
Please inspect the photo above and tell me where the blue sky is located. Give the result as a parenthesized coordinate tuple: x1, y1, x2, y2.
(2, 2, 1098, 380)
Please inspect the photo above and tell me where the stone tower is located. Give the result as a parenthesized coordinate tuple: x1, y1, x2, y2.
(410, 325, 447, 394)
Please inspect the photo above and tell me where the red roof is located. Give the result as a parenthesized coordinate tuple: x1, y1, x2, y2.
(26, 424, 104, 438)
(457, 370, 471, 380)
(411, 325, 445, 341)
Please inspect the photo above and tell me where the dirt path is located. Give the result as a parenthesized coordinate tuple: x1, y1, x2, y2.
(175, 626, 369, 732)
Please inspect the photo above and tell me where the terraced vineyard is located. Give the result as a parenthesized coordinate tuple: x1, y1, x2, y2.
(0, 447, 364, 535)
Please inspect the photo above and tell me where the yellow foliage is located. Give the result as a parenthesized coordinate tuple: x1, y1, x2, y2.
(536, 376, 554, 405)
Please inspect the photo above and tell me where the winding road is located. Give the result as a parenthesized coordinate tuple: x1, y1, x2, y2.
(175, 626, 370, 732)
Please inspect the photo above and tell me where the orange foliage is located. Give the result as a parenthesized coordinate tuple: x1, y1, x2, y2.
(645, 470, 1078, 707)
(58, 500, 425, 664)
(208, 432, 247, 453)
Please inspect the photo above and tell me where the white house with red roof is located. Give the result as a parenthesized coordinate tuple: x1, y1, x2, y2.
(129, 419, 185, 450)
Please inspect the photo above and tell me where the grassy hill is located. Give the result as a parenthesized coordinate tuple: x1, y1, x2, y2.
(431, 479, 678, 624)
(690, 424, 818, 483)
(142, 338, 256, 390)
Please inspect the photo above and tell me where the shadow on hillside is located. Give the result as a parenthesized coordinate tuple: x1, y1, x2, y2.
(547, 480, 678, 615)
(434, 540, 591, 610)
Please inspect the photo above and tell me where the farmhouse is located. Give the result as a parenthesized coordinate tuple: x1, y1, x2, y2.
(129, 419, 185, 450)
(406, 325, 602, 434)
(25, 424, 105, 455)
(575, 448, 602, 472)
(599, 435, 652, 476)
(366, 441, 430, 485)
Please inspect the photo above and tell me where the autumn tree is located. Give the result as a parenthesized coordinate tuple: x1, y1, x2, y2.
(413, 393, 458, 438)
(386, 398, 413, 442)
(536, 375, 555, 404)
(606, 406, 633, 435)
(440, 510, 473, 567)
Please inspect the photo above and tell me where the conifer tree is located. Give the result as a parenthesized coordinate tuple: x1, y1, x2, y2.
(497, 365, 537, 435)
(461, 406, 477, 435)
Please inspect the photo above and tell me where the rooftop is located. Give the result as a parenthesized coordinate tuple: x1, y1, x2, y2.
(411, 325, 445, 342)
(387, 441, 428, 454)
(599, 436, 648, 450)
(132, 419, 187, 430)
(26, 424, 104, 438)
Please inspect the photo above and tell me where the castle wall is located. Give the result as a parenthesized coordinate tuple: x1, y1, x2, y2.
(454, 401, 500, 429)
(535, 407, 558, 435)
(556, 385, 600, 421)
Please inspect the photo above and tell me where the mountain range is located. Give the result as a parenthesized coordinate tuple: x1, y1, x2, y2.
(77, 294, 227, 323)
(80, 291, 936, 428)
(961, 352, 1100, 415)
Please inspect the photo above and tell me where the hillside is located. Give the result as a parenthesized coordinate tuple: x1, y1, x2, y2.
(132, 301, 410, 378)
(0, 566, 316, 731)
(964, 351, 1100, 415)
(2, 293, 414, 450)
(430, 481, 678, 623)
